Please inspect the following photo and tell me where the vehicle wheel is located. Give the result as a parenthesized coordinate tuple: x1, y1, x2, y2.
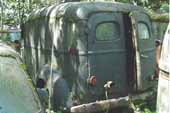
(52, 75, 69, 111)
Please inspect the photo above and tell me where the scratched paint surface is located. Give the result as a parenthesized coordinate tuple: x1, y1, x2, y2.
(0, 56, 40, 113)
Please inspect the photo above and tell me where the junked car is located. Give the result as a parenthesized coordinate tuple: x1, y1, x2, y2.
(0, 41, 44, 113)
(156, 24, 170, 113)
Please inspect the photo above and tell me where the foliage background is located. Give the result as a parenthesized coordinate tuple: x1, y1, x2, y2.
(0, 0, 169, 27)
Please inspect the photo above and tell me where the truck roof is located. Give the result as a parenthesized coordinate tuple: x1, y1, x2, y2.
(27, 2, 147, 21)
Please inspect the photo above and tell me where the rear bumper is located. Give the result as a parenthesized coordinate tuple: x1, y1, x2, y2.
(70, 91, 154, 113)
(71, 96, 129, 113)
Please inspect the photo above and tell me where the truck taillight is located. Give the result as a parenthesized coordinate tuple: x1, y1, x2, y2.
(69, 48, 77, 55)
(89, 76, 97, 86)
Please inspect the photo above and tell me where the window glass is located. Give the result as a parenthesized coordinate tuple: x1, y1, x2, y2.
(96, 22, 120, 41)
(138, 22, 150, 39)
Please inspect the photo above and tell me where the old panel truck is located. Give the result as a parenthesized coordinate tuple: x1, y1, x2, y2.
(22, 2, 157, 112)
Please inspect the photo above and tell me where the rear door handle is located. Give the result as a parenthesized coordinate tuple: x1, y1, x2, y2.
(141, 54, 148, 58)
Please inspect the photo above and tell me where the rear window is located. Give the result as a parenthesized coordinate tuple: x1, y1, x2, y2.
(96, 22, 120, 41)
(0, 56, 41, 113)
(138, 22, 150, 39)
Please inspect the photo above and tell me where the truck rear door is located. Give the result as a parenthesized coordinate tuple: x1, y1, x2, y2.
(130, 11, 156, 91)
(87, 13, 128, 99)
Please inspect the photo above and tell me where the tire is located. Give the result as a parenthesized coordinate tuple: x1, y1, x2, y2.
(51, 74, 69, 111)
